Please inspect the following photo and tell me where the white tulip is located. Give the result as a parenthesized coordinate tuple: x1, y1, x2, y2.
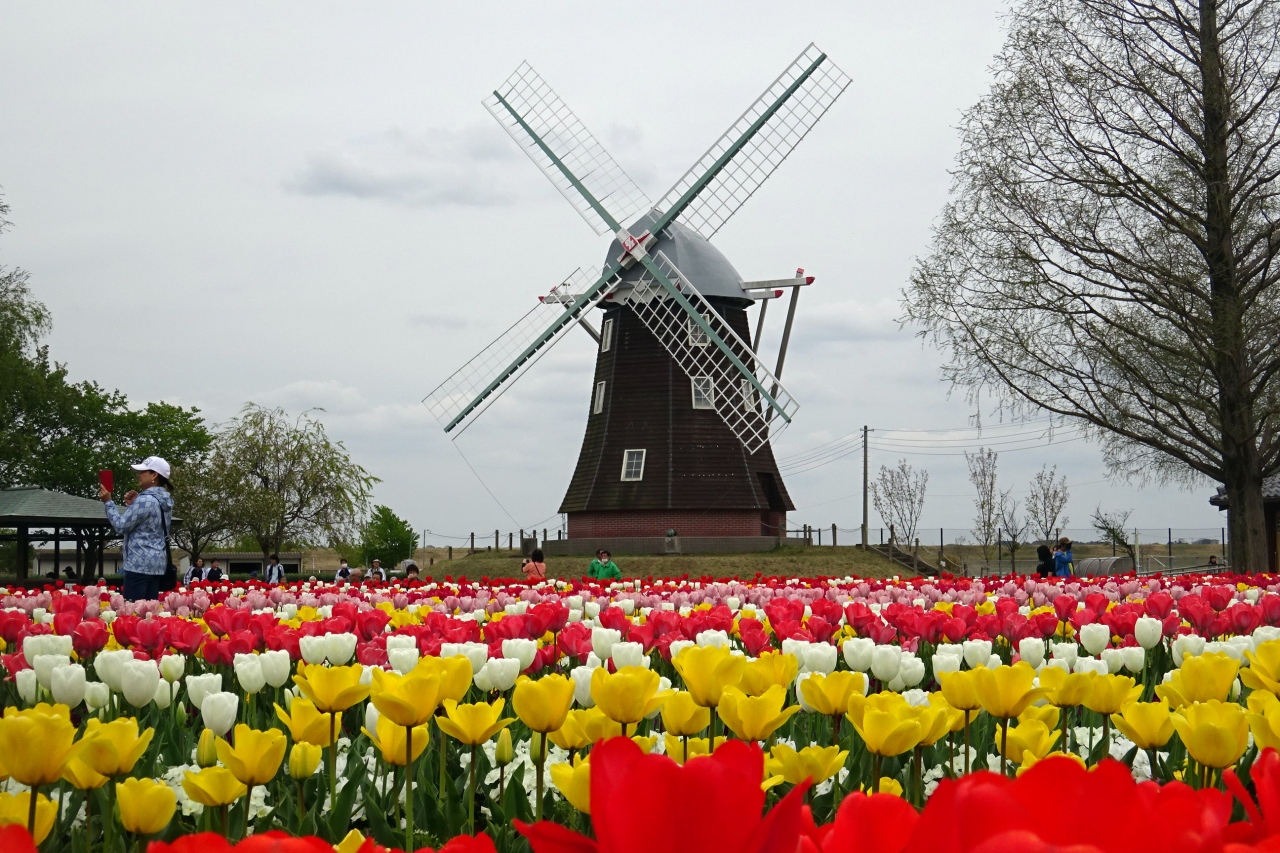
(1172, 634, 1206, 667)
(200, 691, 239, 737)
(610, 642, 649, 669)
(121, 659, 160, 708)
(1073, 656, 1108, 675)
(725, 596, 741, 611)
(502, 639, 538, 671)
(902, 688, 930, 707)
(842, 638, 874, 672)
(185, 673, 223, 710)
(442, 642, 489, 673)
(570, 665, 595, 707)
(1100, 648, 1125, 674)
(781, 638, 812, 660)
(365, 702, 380, 733)
(475, 657, 521, 693)
(1134, 617, 1163, 650)
(935, 643, 964, 661)
(696, 630, 730, 649)
(153, 679, 181, 710)
(962, 640, 993, 669)
(359, 665, 375, 686)
(802, 644, 838, 675)
(1121, 646, 1146, 674)
(299, 635, 328, 666)
(233, 655, 266, 695)
(259, 650, 292, 688)
(50, 663, 86, 707)
(591, 628, 622, 660)
(1050, 642, 1078, 669)
(386, 634, 417, 652)
(566, 596, 583, 610)
(645, 677, 672, 720)
(1018, 638, 1046, 669)
(870, 645, 902, 682)
(85, 680, 110, 712)
(388, 648, 420, 674)
(1256, 626, 1280, 646)
(899, 654, 926, 688)
(795, 672, 817, 712)
(985, 654, 1003, 670)
(159, 654, 186, 684)
(932, 654, 961, 675)
(669, 640, 695, 662)
(324, 633, 357, 666)
(32, 654, 70, 689)
(94, 649, 134, 693)
(1079, 624, 1110, 657)
(16, 669, 37, 705)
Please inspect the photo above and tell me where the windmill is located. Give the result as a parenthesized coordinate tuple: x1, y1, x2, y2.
(425, 44, 850, 541)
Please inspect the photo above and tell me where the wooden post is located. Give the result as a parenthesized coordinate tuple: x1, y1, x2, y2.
(17, 526, 28, 580)
(470, 532, 475, 554)
(75, 530, 83, 578)
(53, 528, 60, 579)
(543, 529, 548, 548)
(494, 529, 499, 550)
(832, 524, 837, 547)
(448, 546, 453, 560)
(508, 532, 513, 550)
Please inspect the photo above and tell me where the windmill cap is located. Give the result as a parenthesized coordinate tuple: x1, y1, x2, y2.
(131, 456, 171, 479)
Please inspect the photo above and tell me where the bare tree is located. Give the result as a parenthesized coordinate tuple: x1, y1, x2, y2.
(870, 459, 929, 549)
(903, 0, 1280, 572)
(999, 489, 1033, 571)
(1027, 465, 1070, 542)
(966, 447, 1000, 564)
(1092, 506, 1137, 563)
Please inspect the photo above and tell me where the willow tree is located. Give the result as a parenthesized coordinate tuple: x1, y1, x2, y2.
(905, 0, 1280, 570)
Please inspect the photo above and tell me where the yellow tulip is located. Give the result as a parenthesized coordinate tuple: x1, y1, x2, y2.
(116, 777, 176, 836)
(717, 685, 800, 742)
(907, 703, 953, 747)
(853, 707, 924, 757)
(215, 724, 287, 786)
(363, 715, 430, 766)
(548, 708, 601, 751)
(1171, 700, 1249, 769)
(973, 663, 1048, 719)
(550, 755, 591, 814)
(197, 727, 219, 767)
(62, 755, 109, 790)
(1018, 750, 1085, 775)
(1156, 653, 1239, 709)
(1243, 640, 1280, 694)
(413, 655, 473, 702)
(1248, 690, 1280, 751)
(1111, 700, 1174, 750)
(1000, 720, 1059, 765)
(582, 709, 624, 743)
(336, 830, 370, 853)
(662, 734, 727, 765)
(765, 744, 848, 785)
(80, 717, 155, 778)
(800, 671, 865, 716)
(1018, 704, 1061, 730)
(292, 663, 370, 713)
(0, 792, 56, 843)
(630, 735, 658, 754)
(274, 697, 338, 747)
(513, 674, 576, 733)
(591, 666, 673, 726)
(935, 670, 982, 712)
(877, 777, 905, 797)
(1038, 667, 1095, 708)
(182, 766, 247, 807)
(927, 693, 969, 733)
(845, 690, 909, 730)
(673, 645, 746, 707)
(1082, 675, 1141, 716)
(436, 698, 515, 746)
(370, 667, 445, 728)
(0, 704, 83, 786)
(495, 728, 515, 765)
(288, 742, 324, 780)
(740, 653, 800, 697)
(661, 691, 711, 736)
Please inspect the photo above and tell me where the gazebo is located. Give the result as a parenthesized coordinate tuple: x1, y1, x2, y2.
(0, 486, 116, 581)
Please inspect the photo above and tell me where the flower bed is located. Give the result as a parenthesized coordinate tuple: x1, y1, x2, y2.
(0, 571, 1279, 851)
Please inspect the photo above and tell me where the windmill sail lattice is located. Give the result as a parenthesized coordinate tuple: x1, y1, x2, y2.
(624, 252, 797, 453)
(653, 43, 851, 240)
(483, 63, 652, 237)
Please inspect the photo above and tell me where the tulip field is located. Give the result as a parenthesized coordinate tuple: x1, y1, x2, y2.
(6, 573, 1280, 851)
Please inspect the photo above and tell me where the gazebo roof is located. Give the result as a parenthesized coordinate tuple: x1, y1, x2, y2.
(0, 487, 112, 527)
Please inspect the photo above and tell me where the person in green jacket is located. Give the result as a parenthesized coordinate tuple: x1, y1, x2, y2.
(588, 549, 622, 580)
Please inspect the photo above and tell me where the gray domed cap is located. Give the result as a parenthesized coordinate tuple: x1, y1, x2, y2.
(603, 216, 750, 304)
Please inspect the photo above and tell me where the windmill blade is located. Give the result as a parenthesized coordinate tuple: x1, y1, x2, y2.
(652, 43, 851, 240)
(484, 62, 652, 237)
(624, 251, 799, 453)
(423, 267, 612, 434)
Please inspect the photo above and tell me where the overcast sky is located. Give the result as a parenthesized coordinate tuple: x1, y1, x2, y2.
(0, 2, 1230, 547)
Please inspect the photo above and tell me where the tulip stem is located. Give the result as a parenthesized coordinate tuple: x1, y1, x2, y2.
(871, 755, 881, 793)
(244, 784, 254, 839)
(535, 733, 546, 822)
(1099, 715, 1110, 765)
(406, 724, 416, 850)
(27, 785, 37, 839)
(438, 724, 448, 797)
(1000, 717, 1010, 778)
(329, 712, 339, 809)
(297, 780, 305, 827)
(912, 746, 923, 808)
(467, 743, 478, 834)
(963, 710, 971, 775)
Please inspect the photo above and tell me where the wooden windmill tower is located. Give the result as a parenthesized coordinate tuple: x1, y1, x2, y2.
(425, 45, 850, 540)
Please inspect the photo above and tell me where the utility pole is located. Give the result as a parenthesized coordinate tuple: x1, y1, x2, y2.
(861, 425, 870, 549)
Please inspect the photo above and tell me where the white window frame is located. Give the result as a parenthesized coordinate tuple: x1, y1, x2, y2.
(621, 449, 646, 481)
(687, 314, 709, 347)
(593, 381, 606, 414)
(691, 376, 715, 410)
(600, 317, 614, 353)
(740, 378, 754, 412)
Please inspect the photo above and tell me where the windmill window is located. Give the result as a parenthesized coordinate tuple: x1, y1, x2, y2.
(688, 315, 710, 347)
(593, 381, 606, 414)
(691, 376, 715, 410)
(621, 449, 646, 481)
(600, 318, 614, 352)
(740, 379, 754, 411)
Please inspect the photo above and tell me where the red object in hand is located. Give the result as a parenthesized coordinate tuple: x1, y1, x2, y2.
(98, 469, 113, 492)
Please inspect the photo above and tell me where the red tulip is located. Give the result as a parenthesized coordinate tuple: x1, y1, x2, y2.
(821, 791, 918, 853)
(71, 620, 109, 658)
(0, 824, 38, 853)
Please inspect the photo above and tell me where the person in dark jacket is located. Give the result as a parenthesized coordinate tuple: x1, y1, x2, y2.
(1036, 544, 1054, 578)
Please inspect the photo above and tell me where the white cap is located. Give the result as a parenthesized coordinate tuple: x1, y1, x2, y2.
(131, 456, 171, 479)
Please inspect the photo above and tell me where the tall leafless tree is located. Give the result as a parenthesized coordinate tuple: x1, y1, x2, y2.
(1092, 505, 1138, 562)
(1027, 464, 1071, 542)
(999, 489, 1033, 570)
(904, 0, 1280, 571)
(871, 459, 929, 549)
(966, 447, 1001, 564)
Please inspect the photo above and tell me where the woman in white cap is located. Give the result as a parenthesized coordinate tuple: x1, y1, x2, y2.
(98, 455, 175, 601)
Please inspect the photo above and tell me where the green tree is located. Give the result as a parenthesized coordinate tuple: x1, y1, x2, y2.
(360, 505, 419, 568)
(170, 452, 238, 564)
(220, 404, 378, 568)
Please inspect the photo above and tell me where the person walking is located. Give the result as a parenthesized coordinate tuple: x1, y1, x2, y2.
(523, 549, 548, 582)
(588, 550, 621, 581)
(98, 455, 175, 602)
(1035, 544, 1054, 579)
(265, 554, 286, 584)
